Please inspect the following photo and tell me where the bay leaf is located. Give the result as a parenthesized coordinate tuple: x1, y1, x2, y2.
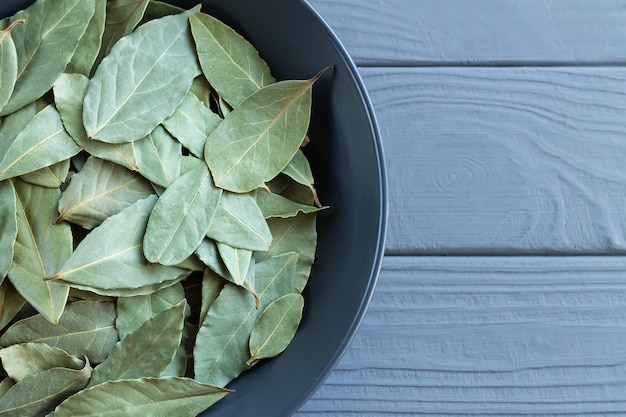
(88, 300, 186, 387)
(216, 243, 252, 287)
(195, 239, 230, 280)
(47, 377, 229, 417)
(1, 0, 97, 115)
(50, 196, 192, 295)
(0, 20, 24, 114)
(162, 91, 221, 158)
(206, 190, 272, 252)
(0, 300, 117, 364)
(161, 322, 195, 378)
(53, 73, 139, 171)
(19, 159, 70, 189)
(0, 343, 84, 382)
(194, 252, 299, 387)
(248, 293, 304, 364)
(116, 282, 186, 339)
(66, 0, 106, 76)
(189, 74, 214, 109)
(0, 379, 13, 400)
(0, 103, 35, 158)
(0, 281, 25, 332)
(143, 163, 222, 266)
(0, 362, 91, 417)
(0, 180, 17, 280)
(199, 268, 225, 329)
(255, 213, 318, 293)
(133, 125, 182, 188)
(63, 277, 186, 298)
(0, 105, 81, 181)
(189, 12, 274, 107)
(254, 188, 324, 219)
(282, 149, 321, 206)
(97, 0, 150, 62)
(8, 180, 70, 324)
(142, 0, 184, 23)
(83, 7, 201, 144)
(204, 73, 324, 193)
(56, 156, 153, 229)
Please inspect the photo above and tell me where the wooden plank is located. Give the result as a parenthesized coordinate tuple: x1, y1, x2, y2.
(306, 0, 626, 65)
(361, 66, 626, 254)
(296, 256, 626, 416)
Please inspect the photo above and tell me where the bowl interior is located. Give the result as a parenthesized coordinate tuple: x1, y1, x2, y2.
(0, 1, 388, 416)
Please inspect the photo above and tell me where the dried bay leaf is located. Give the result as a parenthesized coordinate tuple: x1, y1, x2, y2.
(88, 300, 186, 387)
(0, 20, 23, 114)
(97, 0, 150, 62)
(83, 7, 201, 144)
(0, 180, 17, 280)
(204, 74, 324, 193)
(199, 268, 225, 328)
(282, 149, 322, 206)
(133, 126, 182, 188)
(194, 252, 299, 387)
(0, 343, 85, 382)
(142, 0, 184, 23)
(57, 156, 153, 229)
(0, 300, 117, 364)
(0, 103, 35, 157)
(0, 281, 25, 332)
(216, 243, 252, 287)
(19, 159, 70, 189)
(254, 188, 324, 219)
(47, 377, 229, 417)
(0, 362, 92, 417)
(1, 0, 97, 115)
(66, 0, 106, 76)
(50, 196, 192, 295)
(189, 12, 274, 107)
(0, 379, 13, 400)
(8, 180, 70, 323)
(195, 238, 230, 279)
(143, 163, 222, 266)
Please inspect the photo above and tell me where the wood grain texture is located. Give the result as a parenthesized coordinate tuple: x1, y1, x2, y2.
(361, 66, 626, 255)
(296, 256, 626, 416)
(306, 0, 626, 66)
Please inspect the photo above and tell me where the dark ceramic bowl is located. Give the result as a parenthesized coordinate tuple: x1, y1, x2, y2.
(0, 1, 388, 415)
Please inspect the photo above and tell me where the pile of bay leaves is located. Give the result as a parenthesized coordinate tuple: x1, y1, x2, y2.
(0, 0, 327, 415)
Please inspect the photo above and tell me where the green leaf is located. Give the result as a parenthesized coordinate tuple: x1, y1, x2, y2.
(0, 379, 14, 400)
(66, 0, 106, 76)
(206, 190, 272, 252)
(194, 252, 299, 387)
(161, 322, 195, 378)
(57, 156, 153, 229)
(204, 74, 322, 193)
(88, 300, 187, 387)
(141, 0, 184, 23)
(0, 105, 81, 181)
(189, 12, 274, 107)
(189, 74, 213, 109)
(0, 362, 92, 417)
(216, 243, 252, 286)
(195, 239, 230, 280)
(162, 91, 221, 158)
(97, 0, 150, 62)
(199, 268, 224, 329)
(282, 149, 322, 206)
(0, 21, 23, 114)
(51, 196, 192, 295)
(254, 188, 324, 219)
(0, 343, 85, 382)
(1, 0, 97, 115)
(0, 281, 25, 332)
(19, 159, 70, 189)
(248, 293, 304, 364)
(133, 125, 182, 188)
(0, 180, 17, 280)
(0, 300, 117, 364)
(8, 180, 70, 323)
(47, 377, 229, 417)
(143, 163, 222, 266)
(84, 7, 201, 144)
(116, 282, 186, 339)
(0, 103, 35, 157)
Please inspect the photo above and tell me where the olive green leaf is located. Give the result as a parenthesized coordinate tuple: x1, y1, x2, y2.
(162, 91, 221, 158)
(20, 159, 70, 189)
(0, 379, 14, 400)
(133, 126, 182, 188)
(1, 0, 97, 115)
(0, 343, 85, 382)
(83, 7, 201, 144)
(66, 0, 106, 76)
(50, 196, 192, 295)
(199, 268, 225, 328)
(255, 212, 318, 293)
(88, 300, 187, 387)
(47, 377, 230, 417)
(0, 362, 92, 417)
(96, 0, 150, 63)
(8, 180, 70, 324)
(195, 239, 230, 279)
(282, 149, 321, 206)
(143, 163, 222, 266)
(141, 0, 184, 24)
(0, 20, 24, 114)
(248, 293, 304, 364)
(194, 252, 299, 387)
(116, 282, 186, 339)
(161, 321, 195, 378)
(0, 301, 117, 364)
(204, 72, 325, 193)
(0, 102, 35, 157)
(53, 73, 139, 172)
(216, 243, 252, 287)
(189, 12, 274, 107)
(0, 180, 17, 280)
(254, 188, 324, 219)
(57, 156, 153, 229)
(206, 190, 272, 252)
(0, 280, 25, 332)
(189, 74, 214, 109)
(0, 105, 81, 181)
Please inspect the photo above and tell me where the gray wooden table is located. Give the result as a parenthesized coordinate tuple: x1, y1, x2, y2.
(297, 1, 626, 416)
